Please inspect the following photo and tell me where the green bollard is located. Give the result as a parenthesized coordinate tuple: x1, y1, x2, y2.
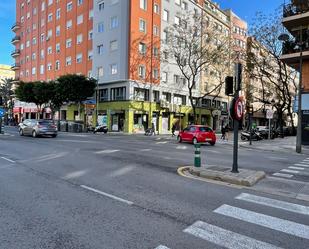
(194, 143, 201, 167)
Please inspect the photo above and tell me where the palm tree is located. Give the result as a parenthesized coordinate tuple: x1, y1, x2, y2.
(0, 78, 14, 124)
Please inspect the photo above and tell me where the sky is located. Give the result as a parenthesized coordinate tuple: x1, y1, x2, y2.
(0, 0, 284, 66)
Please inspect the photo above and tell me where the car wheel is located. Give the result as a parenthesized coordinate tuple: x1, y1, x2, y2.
(177, 135, 182, 143)
(192, 137, 198, 145)
(32, 130, 37, 138)
(19, 129, 24, 136)
(209, 142, 215, 146)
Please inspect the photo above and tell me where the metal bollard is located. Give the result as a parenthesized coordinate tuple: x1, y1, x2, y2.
(194, 143, 201, 167)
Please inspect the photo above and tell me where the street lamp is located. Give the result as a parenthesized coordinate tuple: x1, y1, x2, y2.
(279, 32, 304, 153)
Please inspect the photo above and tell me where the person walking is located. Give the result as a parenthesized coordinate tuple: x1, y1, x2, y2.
(225, 124, 229, 141)
(171, 123, 176, 137)
(151, 122, 156, 136)
(221, 125, 226, 140)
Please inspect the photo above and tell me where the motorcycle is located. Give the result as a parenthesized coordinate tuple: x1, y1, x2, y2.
(93, 125, 108, 134)
(241, 129, 263, 141)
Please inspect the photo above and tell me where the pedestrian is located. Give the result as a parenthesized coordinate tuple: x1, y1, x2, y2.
(221, 125, 226, 140)
(151, 122, 156, 136)
(225, 124, 229, 141)
(171, 123, 176, 137)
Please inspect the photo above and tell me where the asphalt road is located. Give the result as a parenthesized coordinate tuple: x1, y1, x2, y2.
(0, 127, 308, 249)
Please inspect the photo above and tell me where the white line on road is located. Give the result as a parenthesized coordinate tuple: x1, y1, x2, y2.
(235, 193, 309, 216)
(272, 173, 293, 178)
(156, 141, 168, 144)
(184, 221, 282, 249)
(80, 185, 133, 205)
(140, 148, 152, 151)
(154, 245, 171, 249)
(280, 169, 299, 174)
(295, 163, 309, 167)
(214, 204, 309, 239)
(288, 166, 305, 170)
(0, 157, 15, 163)
(94, 149, 120, 154)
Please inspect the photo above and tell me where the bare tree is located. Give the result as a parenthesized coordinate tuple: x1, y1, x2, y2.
(166, 11, 231, 124)
(0, 78, 14, 124)
(247, 11, 298, 135)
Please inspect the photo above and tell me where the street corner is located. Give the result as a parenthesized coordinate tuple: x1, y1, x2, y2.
(177, 165, 266, 187)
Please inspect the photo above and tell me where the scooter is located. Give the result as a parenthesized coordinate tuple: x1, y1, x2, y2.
(241, 129, 263, 141)
(93, 125, 108, 134)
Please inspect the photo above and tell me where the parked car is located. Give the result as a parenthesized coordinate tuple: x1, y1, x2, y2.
(178, 125, 216, 145)
(93, 125, 108, 134)
(256, 126, 278, 139)
(19, 119, 57, 138)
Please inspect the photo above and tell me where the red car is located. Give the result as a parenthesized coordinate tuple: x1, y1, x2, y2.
(177, 125, 216, 145)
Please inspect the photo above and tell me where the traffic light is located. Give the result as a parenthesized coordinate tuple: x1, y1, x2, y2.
(225, 76, 234, 96)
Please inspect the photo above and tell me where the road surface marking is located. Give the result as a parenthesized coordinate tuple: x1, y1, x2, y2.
(108, 165, 136, 177)
(94, 149, 120, 154)
(154, 245, 170, 249)
(184, 221, 282, 249)
(80, 185, 133, 205)
(214, 204, 309, 239)
(156, 141, 168, 144)
(235, 193, 309, 216)
(0, 157, 15, 163)
(268, 156, 288, 160)
(301, 160, 309, 163)
(63, 170, 88, 180)
(206, 150, 220, 154)
(280, 169, 299, 174)
(288, 166, 304, 170)
(140, 148, 152, 151)
(295, 163, 309, 167)
(272, 173, 293, 178)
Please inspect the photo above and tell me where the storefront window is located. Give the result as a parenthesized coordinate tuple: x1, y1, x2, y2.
(111, 87, 126, 100)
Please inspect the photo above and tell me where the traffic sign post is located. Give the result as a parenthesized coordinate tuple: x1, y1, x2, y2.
(266, 109, 274, 139)
(0, 108, 4, 134)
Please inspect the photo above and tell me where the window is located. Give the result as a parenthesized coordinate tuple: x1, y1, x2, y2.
(77, 14, 83, 25)
(139, 19, 146, 32)
(55, 60, 60, 70)
(174, 16, 180, 25)
(48, 0, 53, 5)
(33, 23, 37, 30)
(47, 46, 52, 54)
(26, 40, 30, 47)
(47, 63, 52, 71)
(47, 29, 52, 38)
(97, 44, 103, 54)
(32, 37, 37, 45)
(110, 64, 118, 75)
(56, 8, 61, 19)
(97, 66, 104, 77)
(32, 67, 36, 75)
(20, 43, 24, 50)
(32, 53, 36, 60)
(40, 65, 44, 74)
(99, 89, 108, 101)
(77, 34, 83, 44)
(153, 47, 159, 57)
(162, 30, 168, 43)
(153, 68, 159, 79)
(163, 10, 169, 21)
(40, 49, 44, 59)
(76, 53, 82, 63)
(153, 25, 159, 36)
(41, 18, 45, 27)
(89, 9, 94, 19)
(41, 2, 45, 11)
(110, 40, 118, 51)
(110, 16, 118, 29)
(88, 30, 93, 40)
(66, 56, 72, 66)
(66, 20, 72, 29)
(48, 13, 53, 22)
(78, 0, 83, 6)
(154, 3, 160, 14)
(56, 26, 60, 36)
(174, 94, 186, 105)
(162, 92, 171, 102)
(174, 74, 180, 84)
(138, 65, 146, 79)
(98, 1, 104, 11)
(181, 1, 188, 10)
(139, 42, 146, 54)
(153, 90, 160, 102)
(162, 72, 167, 82)
(56, 43, 60, 53)
(88, 50, 93, 60)
(66, 38, 72, 48)
(134, 88, 149, 101)
(175, 0, 181, 5)
(140, 0, 147, 10)
(67, 2, 73, 12)
(98, 22, 104, 32)
(111, 87, 126, 101)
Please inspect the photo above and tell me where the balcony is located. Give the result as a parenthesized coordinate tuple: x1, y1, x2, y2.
(280, 40, 309, 65)
(11, 49, 20, 58)
(11, 36, 21, 44)
(282, 1, 309, 31)
(11, 22, 21, 32)
(11, 63, 20, 71)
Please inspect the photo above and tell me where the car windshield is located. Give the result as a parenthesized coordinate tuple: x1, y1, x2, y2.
(38, 120, 54, 125)
(199, 127, 212, 132)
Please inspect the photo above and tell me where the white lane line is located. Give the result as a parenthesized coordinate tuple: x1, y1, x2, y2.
(156, 141, 168, 144)
(80, 185, 133, 205)
(0, 157, 15, 163)
(272, 173, 293, 178)
(94, 149, 120, 154)
(154, 245, 171, 249)
(184, 221, 282, 249)
(301, 160, 309, 163)
(288, 166, 304, 170)
(140, 148, 152, 151)
(214, 204, 309, 239)
(295, 163, 309, 167)
(280, 169, 299, 174)
(235, 193, 309, 216)
(206, 150, 220, 154)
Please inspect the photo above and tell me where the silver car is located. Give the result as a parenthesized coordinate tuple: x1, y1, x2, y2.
(19, 119, 58, 138)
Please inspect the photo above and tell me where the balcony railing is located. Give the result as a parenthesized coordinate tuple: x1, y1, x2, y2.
(11, 63, 20, 70)
(11, 49, 20, 57)
(282, 40, 309, 55)
(11, 36, 21, 44)
(11, 22, 21, 32)
(283, 1, 309, 18)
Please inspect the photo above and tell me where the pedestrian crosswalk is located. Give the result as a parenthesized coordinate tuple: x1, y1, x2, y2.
(272, 158, 309, 180)
(155, 192, 309, 249)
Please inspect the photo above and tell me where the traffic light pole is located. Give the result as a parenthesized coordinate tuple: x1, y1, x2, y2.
(232, 90, 239, 173)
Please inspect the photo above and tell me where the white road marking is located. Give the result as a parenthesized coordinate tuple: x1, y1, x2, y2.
(206, 150, 220, 154)
(62, 170, 88, 180)
(235, 193, 309, 216)
(295, 163, 309, 167)
(35, 152, 68, 162)
(0, 157, 15, 163)
(184, 221, 282, 249)
(288, 166, 304, 170)
(214, 204, 309, 239)
(156, 141, 168, 144)
(272, 173, 293, 178)
(280, 169, 299, 174)
(154, 245, 171, 249)
(140, 148, 152, 151)
(80, 185, 133, 205)
(94, 149, 120, 154)
(268, 156, 288, 160)
(176, 145, 187, 150)
(301, 160, 309, 163)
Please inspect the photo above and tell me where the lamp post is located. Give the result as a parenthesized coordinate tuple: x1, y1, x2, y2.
(279, 32, 304, 153)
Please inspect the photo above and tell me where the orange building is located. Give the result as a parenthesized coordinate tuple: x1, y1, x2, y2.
(12, 0, 93, 82)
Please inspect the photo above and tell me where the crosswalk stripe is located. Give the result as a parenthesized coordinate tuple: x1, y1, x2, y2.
(280, 169, 299, 174)
(295, 163, 309, 167)
(154, 245, 170, 249)
(301, 160, 309, 163)
(214, 204, 309, 239)
(235, 193, 309, 215)
(94, 149, 120, 154)
(272, 173, 293, 178)
(184, 221, 282, 249)
(288, 166, 304, 170)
